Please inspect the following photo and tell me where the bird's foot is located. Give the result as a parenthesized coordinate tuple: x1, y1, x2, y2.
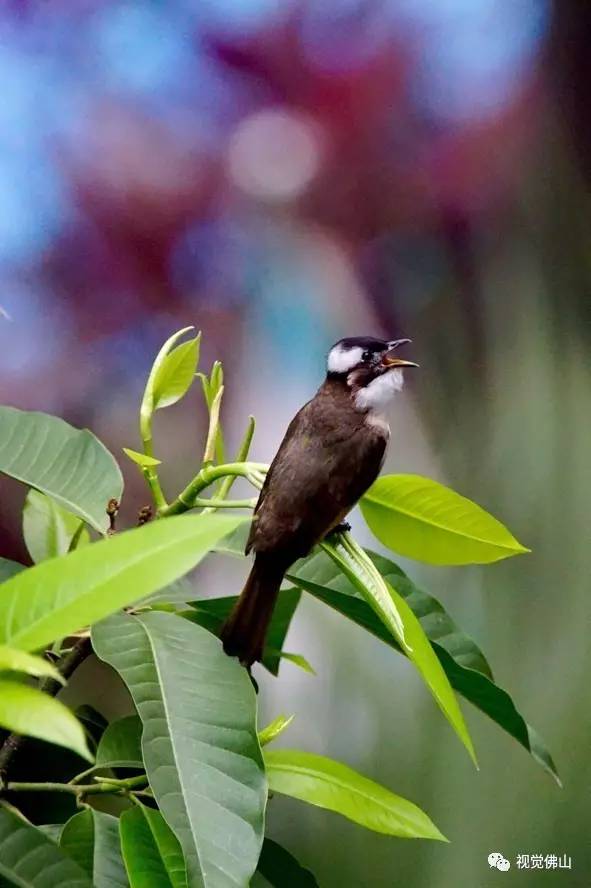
(327, 521, 351, 538)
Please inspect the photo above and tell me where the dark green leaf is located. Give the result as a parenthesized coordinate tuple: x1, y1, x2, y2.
(293, 548, 492, 677)
(96, 716, 143, 770)
(0, 805, 92, 887)
(0, 557, 24, 582)
(290, 549, 559, 784)
(60, 809, 128, 888)
(38, 824, 64, 843)
(120, 804, 188, 888)
(265, 750, 446, 841)
(318, 535, 476, 765)
(0, 513, 248, 653)
(92, 611, 266, 888)
(0, 405, 123, 534)
(257, 838, 318, 887)
(186, 588, 301, 675)
(75, 704, 108, 750)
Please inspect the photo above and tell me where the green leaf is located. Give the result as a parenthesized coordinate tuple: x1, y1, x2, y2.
(0, 405, 123, 534)
(257, 838, 318, 887)
(123, 448, 162, 468)
(0, 644, 64, 683)
(148, 332, 200, 412)
(60, 809, 128, 888)
(142, 576, 195, 607)
(277, 652, 316, 675)
(0, 680, 92, 761)
(319, 535, 476, 766)
(291, 549, 559, 783)
(361, 474, 529, 565)
(0, 806, 92, 887)
(38, 824, 64, 843)
(186, 588, 301, 676)
(258, 714, 294, 747)
(120, 804, 188, 888)
(264, 750, 447, 841)
(23, 490, 89, 564)
(92, 611, 266, 888)
(0, 557, 24, 582)
(96, 715, 143, 770)
(75, 704, 108, 751)
(0, 513, 248, 653)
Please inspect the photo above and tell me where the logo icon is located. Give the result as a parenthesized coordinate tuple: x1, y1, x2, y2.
(488, 853, 511, 871)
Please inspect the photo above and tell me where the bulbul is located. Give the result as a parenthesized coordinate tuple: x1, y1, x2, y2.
(221, 336, 417, 666)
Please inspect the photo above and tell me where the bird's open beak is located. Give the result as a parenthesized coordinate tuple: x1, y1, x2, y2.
(382, 339, 419, 368)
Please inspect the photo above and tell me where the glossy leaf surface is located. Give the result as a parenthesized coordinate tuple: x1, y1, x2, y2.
(0, 406, 123, 533)
(60, 809, 128, 888)
(265, 750, 446, 841)
(0, 804, 92, 887)
(93, 610, 266, 888)
(23, 489, 89, 563)
(361, 474, 529, 565)
(0, 680, 92, 761)
(120, 804, 188, 888)
(0, 513, 247, 652)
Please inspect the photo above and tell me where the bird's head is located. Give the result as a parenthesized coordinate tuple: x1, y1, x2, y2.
(326, 336, 417, 412)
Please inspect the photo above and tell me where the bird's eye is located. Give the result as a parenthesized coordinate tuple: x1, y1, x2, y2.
(362, 349, 372, 362)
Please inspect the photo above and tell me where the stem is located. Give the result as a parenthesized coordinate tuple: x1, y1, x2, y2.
(138, 327, 196, 510)
(193, 497, 256, 510)
(204, 416, 256, 514)
(321, 532, 406, 648)
(159, 462, 268, 517)
(4, 775, 147, 796)
(0, 637, 93, 785)
(139, 430, 167, 511)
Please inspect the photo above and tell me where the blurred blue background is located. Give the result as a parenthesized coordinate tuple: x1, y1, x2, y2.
(1, 0, 589, 885)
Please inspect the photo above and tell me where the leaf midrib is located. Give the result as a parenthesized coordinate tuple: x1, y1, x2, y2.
(362, 491, 523, 552)
(3, 522, 234, 650)
(136, 615, 206, 887)
(266, 761, 428, 834)
(0, 861, 30, 888)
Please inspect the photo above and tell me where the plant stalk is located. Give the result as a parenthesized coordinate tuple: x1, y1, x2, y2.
(159, 462, 268, 516)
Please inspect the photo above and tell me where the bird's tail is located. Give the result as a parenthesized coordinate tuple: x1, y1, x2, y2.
(220, 554, 286, 667)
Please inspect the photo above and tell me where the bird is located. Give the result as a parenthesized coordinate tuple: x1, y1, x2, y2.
(220, 336, 417, 667)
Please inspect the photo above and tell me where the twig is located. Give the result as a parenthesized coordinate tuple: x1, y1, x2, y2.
(3, 774, 147, 797)
(202, 416, 256, 514)
(158, 462, 268, 517)
(193, 497, 256, 510)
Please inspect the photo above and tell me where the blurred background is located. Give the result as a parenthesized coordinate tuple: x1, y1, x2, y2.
(0, 0, 589, 884)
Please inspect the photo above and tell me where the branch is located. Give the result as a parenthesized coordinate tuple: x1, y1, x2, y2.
(4, 775, 147, 797)
(159, 462, 268, 516)
(203, 416, 256, 514)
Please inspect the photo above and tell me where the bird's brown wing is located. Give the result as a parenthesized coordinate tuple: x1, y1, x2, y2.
(247, 391, 386, 563)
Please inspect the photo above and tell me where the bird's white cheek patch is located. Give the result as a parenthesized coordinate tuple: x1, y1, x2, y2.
(327, 345, 364, 374)
(354, 369, 404, 412)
